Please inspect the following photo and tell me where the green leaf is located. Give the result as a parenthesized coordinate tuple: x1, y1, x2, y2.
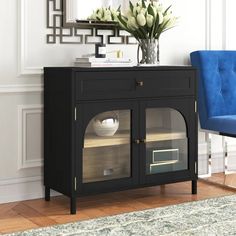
(139, 26, 148, 39)
(129, 1, 134, 12)
(164, 5, 172, 16)
(117, 14, 128, 29)
(147, 4, 154, 16)
(154, 13, 160, 34)
(136, 27, 147, 39)
(142, 0, 146, 8)
(151, 12, 159, 38)
(155, 18, 171, 39)
(162, 25, 176, 33)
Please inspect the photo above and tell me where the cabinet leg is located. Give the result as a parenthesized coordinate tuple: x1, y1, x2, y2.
(45, 186, 50, 201)
(192, 180, 197, 194)
(70, 197, 77, 214)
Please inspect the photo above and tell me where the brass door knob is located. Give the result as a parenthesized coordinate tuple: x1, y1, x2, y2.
(134, 139, 140, 144)
(140, 139, 146, 144)
(136, 81, 144, 87)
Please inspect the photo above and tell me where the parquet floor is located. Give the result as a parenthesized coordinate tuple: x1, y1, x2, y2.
(205, 172, 236, 188)
(0, 180, 235, 234)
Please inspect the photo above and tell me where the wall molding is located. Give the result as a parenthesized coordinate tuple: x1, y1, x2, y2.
(18, 104, 43, 170)
(222, 0, 227, 50)
(0, 176, 61, 204)
(18, 0, 43, 75)
(0, 176, 42, 186)
(0, 84, 43, 94)
(205, 0, 211, 50)
(205, 0, 227, 50)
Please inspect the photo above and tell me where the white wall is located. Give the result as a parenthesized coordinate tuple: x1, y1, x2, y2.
(0, 0, 234, 203)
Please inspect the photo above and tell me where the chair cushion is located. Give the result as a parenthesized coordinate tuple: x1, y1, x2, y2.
(191, 51, 236, 118)
(191, 50, 236, 134)
(207, 115, 236, 135)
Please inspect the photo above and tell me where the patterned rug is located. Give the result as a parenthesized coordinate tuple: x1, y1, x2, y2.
(4, 194, 236, 236)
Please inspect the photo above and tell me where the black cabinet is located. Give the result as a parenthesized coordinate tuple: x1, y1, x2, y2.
(44, 66, 198, 214)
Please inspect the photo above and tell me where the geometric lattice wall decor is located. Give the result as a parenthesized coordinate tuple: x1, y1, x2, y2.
(46, 0, 136, 44)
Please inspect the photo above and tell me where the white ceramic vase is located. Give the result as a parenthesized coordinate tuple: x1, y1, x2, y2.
(93, 111, 119, 137)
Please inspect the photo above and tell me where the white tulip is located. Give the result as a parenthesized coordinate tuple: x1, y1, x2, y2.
(162, 14, 171, 24)
(127, 16, 138, 30)
(138, 0, 148, 7)
(165, 17, 177, 29)
(136, 6, 142, 13)
(146, 14, 154, 27)
(158, 12, 164, 24)
(90, 12, 97, 20)
(137, 1, 142, 6)
(152, 1, 159, 9)
(104, 14, 112, 21)
(105, 10, 111, 16)
(155, 3, 163, 13)
(126, 9, 133, 18)
(137, 13, 146, 26)
(140, 8, 147, 15)
(111, 10, 118, 16)
(133, 6, 138, 16)
(97, 11, 102, 19)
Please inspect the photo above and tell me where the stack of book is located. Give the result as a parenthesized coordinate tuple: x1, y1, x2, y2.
(74, 57, 134, 67)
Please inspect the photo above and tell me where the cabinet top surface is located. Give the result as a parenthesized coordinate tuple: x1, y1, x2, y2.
(44, 66, 196, 72)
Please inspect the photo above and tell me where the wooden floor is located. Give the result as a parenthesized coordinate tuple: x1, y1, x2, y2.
(0, 180, 235, 234)
(205, 172, 236, 188)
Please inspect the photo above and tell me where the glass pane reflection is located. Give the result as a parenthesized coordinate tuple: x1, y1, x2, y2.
(146, 108, 188, 175)
(83, 110, 131, 183)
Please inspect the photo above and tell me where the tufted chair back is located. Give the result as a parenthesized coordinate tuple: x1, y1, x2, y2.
(191, 51, 236, 125)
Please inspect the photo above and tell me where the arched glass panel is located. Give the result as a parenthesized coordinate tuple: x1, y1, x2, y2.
(146, 108, 188, 175)
(83, 110, 131, 183)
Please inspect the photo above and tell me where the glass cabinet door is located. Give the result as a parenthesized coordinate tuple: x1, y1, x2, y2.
(145, 108, 188, 175)
(82, 110, 131, 183)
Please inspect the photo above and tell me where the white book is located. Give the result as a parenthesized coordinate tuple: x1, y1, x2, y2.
(76, 57, 106, 63)
(74, 61, 135, 68)
(75, 57, 132, 64)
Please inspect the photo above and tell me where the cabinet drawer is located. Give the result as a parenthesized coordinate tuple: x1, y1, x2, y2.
(76, 71, 136, 100)
(135, 70, 195, 97)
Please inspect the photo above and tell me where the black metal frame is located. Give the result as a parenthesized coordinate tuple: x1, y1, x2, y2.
(47, 0, 135, 44)
(62, 0, 120, 28)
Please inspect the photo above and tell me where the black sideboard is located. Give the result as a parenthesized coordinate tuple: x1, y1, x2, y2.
(44, 66, 198, 214)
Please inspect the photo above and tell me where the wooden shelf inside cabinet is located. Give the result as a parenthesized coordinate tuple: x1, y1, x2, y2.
(84, 128, 186, 148)
(147, 128, 186, 143)
(84, 130, 129, 148)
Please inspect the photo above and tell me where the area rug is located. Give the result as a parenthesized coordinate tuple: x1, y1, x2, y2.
(4, 194, 236, 236)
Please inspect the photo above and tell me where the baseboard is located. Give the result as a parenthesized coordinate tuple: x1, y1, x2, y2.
(211, 153, 225, 173)
(198, 153, 209, 175)
(0, 176, 60, 204)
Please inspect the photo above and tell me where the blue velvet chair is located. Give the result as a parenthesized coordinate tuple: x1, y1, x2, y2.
(190, 50, 236, 137)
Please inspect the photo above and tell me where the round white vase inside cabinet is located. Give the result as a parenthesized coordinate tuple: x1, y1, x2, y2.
(93, 111, 119, 137)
